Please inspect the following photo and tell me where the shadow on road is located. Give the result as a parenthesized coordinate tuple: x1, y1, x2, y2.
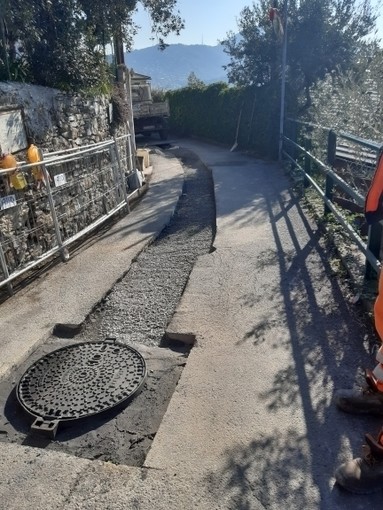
(206, 161, 381, 509)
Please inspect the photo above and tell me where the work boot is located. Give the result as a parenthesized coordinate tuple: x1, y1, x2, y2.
(334, 370, 383, 415)
(335, 431, 383, 494)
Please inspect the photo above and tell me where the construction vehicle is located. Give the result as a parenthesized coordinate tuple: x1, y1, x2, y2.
(131, 71, 170, 140)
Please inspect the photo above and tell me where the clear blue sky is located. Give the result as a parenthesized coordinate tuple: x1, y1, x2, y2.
(132, 0, 383, 49)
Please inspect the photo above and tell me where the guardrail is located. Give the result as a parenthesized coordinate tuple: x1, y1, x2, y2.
(283, 119, 383, 280)
(0, 134, 138, 296)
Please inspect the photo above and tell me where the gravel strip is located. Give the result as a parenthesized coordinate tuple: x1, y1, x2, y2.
(77, 146, 216, 346)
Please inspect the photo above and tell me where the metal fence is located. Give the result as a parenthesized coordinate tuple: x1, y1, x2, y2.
(283, 119, 383, 280)
(0, 134, 136, 296)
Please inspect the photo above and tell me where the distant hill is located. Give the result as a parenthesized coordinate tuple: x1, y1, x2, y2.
(124, 43, 230, 90)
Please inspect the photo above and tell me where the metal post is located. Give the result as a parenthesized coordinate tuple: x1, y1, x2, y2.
(109, 144, 122, 204)
(278, 0, 288, 162)
(127, 134, 135, 174)
(0, 240, 13, 296)
(113, 136, 130, 211)
(38, 149, 69, 262)
(127, 69, 137, 156)
(288, 119, 297, 171)
(324, 173, 334, 216)
(324, 130, 337, 215)
(327, 130, 337, 166)
(304, 138, 311, 188)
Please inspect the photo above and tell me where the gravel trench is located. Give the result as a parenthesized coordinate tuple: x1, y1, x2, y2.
(0, 146, 216, 466)
(78, 146, 216, 346)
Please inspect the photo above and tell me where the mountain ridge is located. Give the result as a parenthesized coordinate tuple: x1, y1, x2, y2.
(125, 43, 230, 90)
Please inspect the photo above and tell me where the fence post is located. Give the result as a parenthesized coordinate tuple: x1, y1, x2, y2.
(127, 134, 135, 175)
(290, 120, 298, 170)
(109, 143, 123, 204)
(113, 137, 130, 211)
(327, 130, 337, 166)
(324, 130, 336, 216)
(38, 149, 69, 263)
(0, 241, 13, 296)
(324, 174, 334, 216)
(304, 137, 312, 188)
(365, 223, 382, 280)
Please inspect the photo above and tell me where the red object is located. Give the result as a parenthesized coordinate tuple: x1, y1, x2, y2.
(365, 151, 383, 392)
(365, 150, 383, 224)
(269, 7, 284, 40)
(269, 7, 278, 21)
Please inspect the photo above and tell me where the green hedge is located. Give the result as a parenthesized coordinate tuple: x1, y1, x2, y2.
(166, 82, 294, 159)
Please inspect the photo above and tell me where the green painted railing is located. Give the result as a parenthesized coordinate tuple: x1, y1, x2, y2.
(283, 118, 382, 280)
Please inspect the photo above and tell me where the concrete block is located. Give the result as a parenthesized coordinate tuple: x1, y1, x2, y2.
(137, 148, 150, 168)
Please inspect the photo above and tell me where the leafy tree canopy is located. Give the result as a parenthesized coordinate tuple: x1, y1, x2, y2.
(0, 0, 184, 90)
(79, 0, 184, 49)
(309, 41, 383, 138)
(222, 0, 378, 107)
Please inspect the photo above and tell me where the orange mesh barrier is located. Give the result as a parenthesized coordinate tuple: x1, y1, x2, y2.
(365, 150, 383, 224)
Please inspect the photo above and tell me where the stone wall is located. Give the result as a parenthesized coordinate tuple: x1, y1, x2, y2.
(0, 82, 131, 288)
(0, 82, 121, 153)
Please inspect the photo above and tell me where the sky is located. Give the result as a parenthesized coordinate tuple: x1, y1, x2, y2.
(132, 0, 383, 50)
(132, 0, 254, 49)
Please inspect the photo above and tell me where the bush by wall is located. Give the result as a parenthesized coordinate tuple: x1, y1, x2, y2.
(167, 82, 295, 159)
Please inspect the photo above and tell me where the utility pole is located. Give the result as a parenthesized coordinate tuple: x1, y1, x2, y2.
(114, 27, 125, 67)
(278, 0, 288, 162)
(0, 2, 10, 81)
(114, 28, 137, 154)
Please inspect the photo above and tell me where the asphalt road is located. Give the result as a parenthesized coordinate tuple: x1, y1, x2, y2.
(0, 138, 382, 509)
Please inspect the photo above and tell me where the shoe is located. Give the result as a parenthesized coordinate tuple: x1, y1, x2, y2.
(335, 434, 383, 494)
(334, 386, 383, 415)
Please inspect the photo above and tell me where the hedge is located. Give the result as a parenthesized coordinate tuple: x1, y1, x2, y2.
(166, 82, 296, 159)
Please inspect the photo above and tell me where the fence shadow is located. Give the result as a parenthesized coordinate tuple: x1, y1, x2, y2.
(206, 161, 381, 508)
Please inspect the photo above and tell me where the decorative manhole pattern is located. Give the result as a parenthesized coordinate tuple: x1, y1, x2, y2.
(17, 339, 147, 423)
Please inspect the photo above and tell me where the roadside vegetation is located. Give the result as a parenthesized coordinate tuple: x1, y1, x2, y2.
(167, 0, 383, 155)
(307, 41, 383, 139)
(1, 0, 382, 151)
(0, 0, 184, 92)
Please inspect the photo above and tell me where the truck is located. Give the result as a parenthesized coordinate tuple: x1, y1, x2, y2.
(131, 71, 170, 140)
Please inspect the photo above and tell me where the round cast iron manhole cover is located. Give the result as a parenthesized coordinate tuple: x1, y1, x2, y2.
(17, 339, 147, 422)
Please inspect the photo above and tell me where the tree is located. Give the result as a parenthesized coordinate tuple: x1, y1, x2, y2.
(0, 0, 184, 89)
(222, 0, 378, 108)
(0, 0, 104, 89)
(187, 72, 205, 89)
(79, 0, 184, 51)
(309, 41, 383, 139)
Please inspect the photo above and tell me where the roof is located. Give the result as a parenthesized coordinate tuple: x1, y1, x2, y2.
(131, 71, 152, 82)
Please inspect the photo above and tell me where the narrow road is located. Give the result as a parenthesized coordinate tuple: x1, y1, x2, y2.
(0, 139, 380, 509)
(149, 139, 380, 509)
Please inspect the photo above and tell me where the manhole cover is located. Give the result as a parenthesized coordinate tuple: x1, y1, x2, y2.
(16, 338, 146, 437)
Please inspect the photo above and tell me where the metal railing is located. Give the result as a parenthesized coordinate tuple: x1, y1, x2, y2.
(283, 119, 383, 280)
(0, 134, 138, 296)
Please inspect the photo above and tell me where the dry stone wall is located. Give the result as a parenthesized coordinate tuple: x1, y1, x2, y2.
(0, 82, 130, 286)
(0, 82, 116, 152)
